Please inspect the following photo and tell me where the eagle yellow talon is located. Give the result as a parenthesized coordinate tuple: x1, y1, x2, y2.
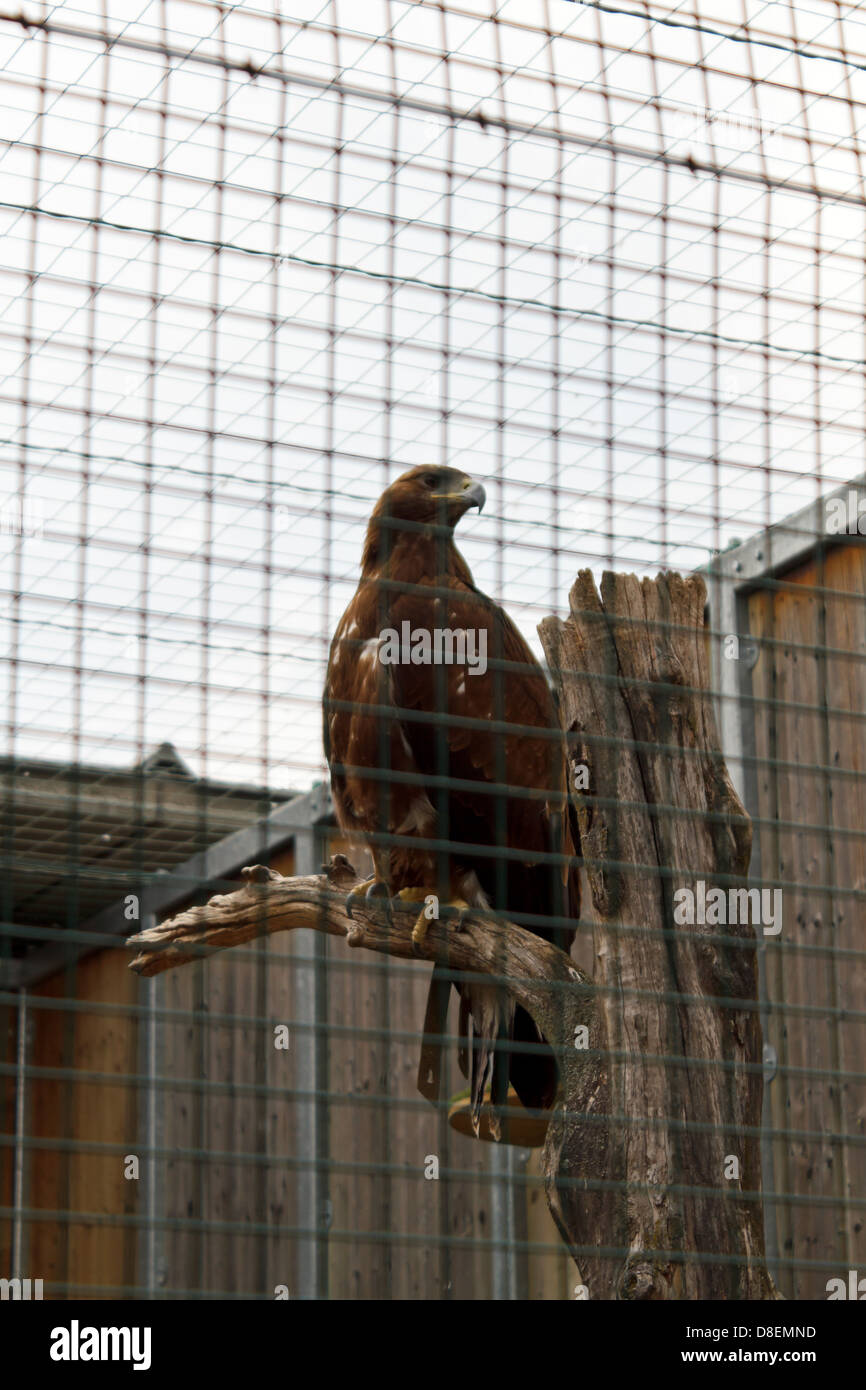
(394, 887, 429, 904)
(391, 892, 472, 947)
(345, 877, 391, 920)
(388, 888, 432, 946)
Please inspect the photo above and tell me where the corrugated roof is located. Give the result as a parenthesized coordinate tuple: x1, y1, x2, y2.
(1, 743, 299, 935)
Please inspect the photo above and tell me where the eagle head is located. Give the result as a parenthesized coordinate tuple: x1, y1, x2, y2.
(373, 466, 486, 529)
(360, 466, 486, 574)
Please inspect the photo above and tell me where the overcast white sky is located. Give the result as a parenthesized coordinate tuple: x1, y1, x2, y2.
(1, 0, 865, 790)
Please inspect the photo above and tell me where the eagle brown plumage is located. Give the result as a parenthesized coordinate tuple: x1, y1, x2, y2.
(323, 465, 579, 1138)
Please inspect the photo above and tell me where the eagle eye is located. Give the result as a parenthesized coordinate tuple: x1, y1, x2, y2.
(423, 474, 438, 489)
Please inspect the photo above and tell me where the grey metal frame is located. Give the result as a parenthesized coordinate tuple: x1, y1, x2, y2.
(706, 472, 866, 801)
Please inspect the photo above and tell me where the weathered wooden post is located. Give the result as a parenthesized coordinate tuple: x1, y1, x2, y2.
(539, 569, 777, 1298)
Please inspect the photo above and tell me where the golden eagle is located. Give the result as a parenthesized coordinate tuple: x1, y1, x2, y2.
(323, 465, 578, 1137)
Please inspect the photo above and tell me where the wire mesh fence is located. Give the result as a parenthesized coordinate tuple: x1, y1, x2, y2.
(1, 0, 865, 1302)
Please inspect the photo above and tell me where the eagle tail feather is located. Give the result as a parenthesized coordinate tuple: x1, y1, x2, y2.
(467, 985, 514, 1143)
(457, 992, 470, 1079)
(416, 966, 453, 1101)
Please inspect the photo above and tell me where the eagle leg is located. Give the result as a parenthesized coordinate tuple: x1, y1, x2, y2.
(345, 876, 393, 922)
(403, 894, 470, 946)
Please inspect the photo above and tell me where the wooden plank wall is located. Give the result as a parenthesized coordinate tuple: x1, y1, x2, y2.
(21, 949, 139, 1297)
(154, 829, 569, 1298)
(748, 542, 866, 1298)
(7, 826, 571, 1299)
(0, 998, 17, 1276)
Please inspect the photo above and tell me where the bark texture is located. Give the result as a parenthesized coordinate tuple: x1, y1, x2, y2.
(539, 569, 776, 1298)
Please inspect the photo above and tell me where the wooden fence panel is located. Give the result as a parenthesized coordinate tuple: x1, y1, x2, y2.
(748, 543, 866, 1297)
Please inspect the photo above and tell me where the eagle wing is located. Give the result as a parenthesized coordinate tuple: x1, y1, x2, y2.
(325, 566, 578, 1130)
(384, 578, 577, 1124)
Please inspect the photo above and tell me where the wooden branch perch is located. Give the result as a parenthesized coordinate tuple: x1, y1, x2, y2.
(128, 856, 594, 1062)
(128, 568, 780, 1301)
(128, 856, 599, 1241)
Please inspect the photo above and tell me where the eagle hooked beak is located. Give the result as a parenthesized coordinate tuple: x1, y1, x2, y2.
(460, 479, 486, 514)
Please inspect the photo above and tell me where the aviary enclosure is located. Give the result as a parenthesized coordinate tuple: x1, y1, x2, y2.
(1, 0, 865, 1311)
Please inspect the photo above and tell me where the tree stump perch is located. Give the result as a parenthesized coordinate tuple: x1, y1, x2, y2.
(540, 569, 776, 1299)
(128, 568, 778, 1299)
